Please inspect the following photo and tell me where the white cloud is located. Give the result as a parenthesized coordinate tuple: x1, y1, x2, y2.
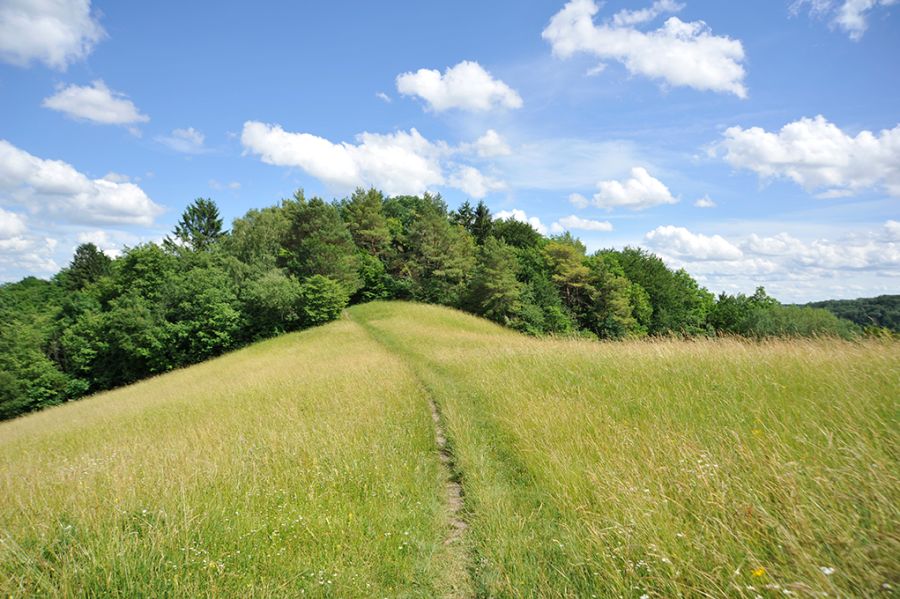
(43, 80, 149, 126)
(791, 0, 899, 40)
(242, 121, 507, 198)
(542, 0, 747, 97)
(448, 166, 506, 199)
(0, 139, 164, 226)
(550, 214, 613, 234)
(742, 231, 900, 270)
(717, 115, 900, 197)
(646, 225, 743, 260)
(101, 172, 131, 184)
(694, 195, 716, 208)
(157, 127, 207, 154)
(641, 222, 900, 302)
(886, 219, 900, 240)
(0, 235, 59, 278)
(76, 229, 140, 258)
(591, 166, 678, 210)
(494, 138, 642, 191)
(471, 129, 511, 157)
(242, 121, 447, 196)
(396, 60, 523, 112)
(495, 209, 548, 235)
(612, 0, 684, 26)
(569, 192, 590, 208)
(209, 179, 241, 191)
(0, 207, 27, 239)
(375, 91, 392, 103)
(0, 0, 104, 69)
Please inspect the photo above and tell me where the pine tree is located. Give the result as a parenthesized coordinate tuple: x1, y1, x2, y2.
(471, 200, 493, 245)
(167, 198, 224, 251)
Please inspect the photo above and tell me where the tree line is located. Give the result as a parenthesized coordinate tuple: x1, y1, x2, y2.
(0, 189, 865, 420)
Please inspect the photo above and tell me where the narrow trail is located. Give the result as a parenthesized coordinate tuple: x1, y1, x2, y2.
(347, 312, 473, 597)
(428, 392, 468, 546)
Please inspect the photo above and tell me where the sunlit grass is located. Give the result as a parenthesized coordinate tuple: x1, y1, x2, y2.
(1, 302, 897, 597)
(0, 317, 460, 597)
(353, 302, 900, 597)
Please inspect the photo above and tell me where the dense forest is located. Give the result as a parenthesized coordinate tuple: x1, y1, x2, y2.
(0, 189, 871, 421)
(804, 295, 899, 332)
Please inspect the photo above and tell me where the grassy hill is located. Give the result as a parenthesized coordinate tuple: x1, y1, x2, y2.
(1, 302, 897, 597)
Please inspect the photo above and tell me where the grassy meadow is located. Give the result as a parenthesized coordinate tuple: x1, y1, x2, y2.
(353, 302, 899, 597)
(1, 301, 898, 597)
(0, 316, 466, 597)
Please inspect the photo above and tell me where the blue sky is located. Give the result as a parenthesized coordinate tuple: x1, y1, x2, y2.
(1, 0, 898, 302)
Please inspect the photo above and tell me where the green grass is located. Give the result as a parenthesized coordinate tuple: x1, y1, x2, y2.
(1, 301, 897, 597)
(352, 302, 899, 597)
(0, 316, 464, 597)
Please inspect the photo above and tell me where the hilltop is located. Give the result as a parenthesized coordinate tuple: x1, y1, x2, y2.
(1, 302, 896, 597)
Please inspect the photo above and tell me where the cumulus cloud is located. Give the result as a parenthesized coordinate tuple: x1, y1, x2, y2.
(0, 207, 27, 239)
(375, 91, 392, 103)
(644, 222, 900, 301)
(471, 129, 512, 157)
(157, 127, 207, 154)
(694, 195, 716, 208)
(396, 60, 523, 112)
(791, 0, 899, 40)
(886, 219, 900, 240)
(612, 0, 684, 26)
(0, 139, 164, 226)
(542, 0, 747, 97)
(43, 81, 149, 126)
(495, 209, 548, 235)
(717, 115, 900, 197)
(0, 0, 104, 69)
(645, 223, 900, 284)
(448, 166, 506, 199)
(591, 167, 678, 210)
(646, 225, 743, 260)
(76, 229, 140, 258)
(0, 235, 59, 279)
(241, 121, 506, 198)
(550, 214, 613, 233)
(569, 192, 590, 208)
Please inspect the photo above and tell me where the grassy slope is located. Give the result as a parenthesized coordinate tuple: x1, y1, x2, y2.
(0, 316, 464, 597)
(352, 302, 899, 598)
(1, 301, 897, 597)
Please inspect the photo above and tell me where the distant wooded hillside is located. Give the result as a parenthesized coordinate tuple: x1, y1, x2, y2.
(804, 295, 899, 331)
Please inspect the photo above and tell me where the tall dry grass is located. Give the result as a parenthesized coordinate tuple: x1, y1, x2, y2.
(0, 317, 461, 597)
(354, 301, 899, 597)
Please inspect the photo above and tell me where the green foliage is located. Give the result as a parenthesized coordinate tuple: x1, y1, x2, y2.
(806, 294, 899, 331)
(466, 237, 522, 323)
(241, 270, 305, 339)
(399, 201, 475, 305)
(471, 200, 493, 244)
(711, 287, 859, 339)
(166, 197, 225, 252)
(297, 275, 349, 326)
(225, 202, 292, 273)
(450, 200, 476, 231)
(62, 243, 112, 291)
(281, 194, 362, 294)
(611, 247, 713, 335)
(0, 278, 83, 419)
(340, 188, 392, 256)
(491, 217, 543, 249)
(0, 188, 881, 421)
